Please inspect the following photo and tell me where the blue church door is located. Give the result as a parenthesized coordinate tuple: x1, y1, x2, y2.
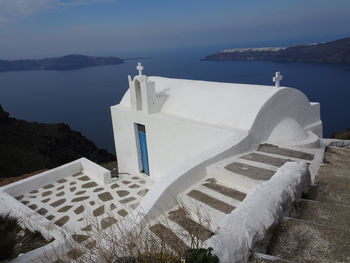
(137, 124, 149, 175)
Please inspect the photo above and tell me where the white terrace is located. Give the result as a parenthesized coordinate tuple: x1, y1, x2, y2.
(0, 159, 152, 245)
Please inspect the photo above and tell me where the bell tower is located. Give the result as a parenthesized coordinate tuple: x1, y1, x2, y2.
(129, 62, 158, 114)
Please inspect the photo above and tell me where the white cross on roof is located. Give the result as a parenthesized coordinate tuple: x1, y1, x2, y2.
(273, 71, 283, 88)
(136, 62, 144, 76)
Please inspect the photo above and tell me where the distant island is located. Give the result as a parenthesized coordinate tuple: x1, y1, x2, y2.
(203, 37, 350, 64)
(0, 54, 124, 72)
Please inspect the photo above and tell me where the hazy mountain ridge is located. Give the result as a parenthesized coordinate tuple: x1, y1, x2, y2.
(203, 37, 350, 64)
(0, 54, 124, 72)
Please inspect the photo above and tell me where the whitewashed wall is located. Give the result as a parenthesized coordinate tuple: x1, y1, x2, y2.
(251, 88, 322, 143)
(111, 105, 237, 180)
(111, 84, 321, 181)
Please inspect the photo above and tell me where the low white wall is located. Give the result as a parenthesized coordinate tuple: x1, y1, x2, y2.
(321, 138, 350, 148)
(305, 121, 323, 138)
(3, 160, 82, 197)
(0, 158, 111, 239)
(3, 158, 111, 198)
(0, 158, 112, 263)
(206, 162, 311, 263)
(11, 238, 73, 263)
(81, 157, 111, 185)
(0, 159, 87, 243)
(0, 190, 66, 241)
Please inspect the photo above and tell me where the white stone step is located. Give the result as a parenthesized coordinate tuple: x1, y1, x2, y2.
(251, 150, 311, 163)
(206, 163, 262, 193)
(177, 193, 226, 229)
(149, 223, 188, 254)
(238, 154, 282, 170)
(195, 184, 242, 208)
(158, 217, 195, 247)
(166, 207, 215, 244)
(172, 200, 218, 234)
(257, 144, 315, 161)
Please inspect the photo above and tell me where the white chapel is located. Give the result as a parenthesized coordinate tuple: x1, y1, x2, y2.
(111, 63, 322, 180)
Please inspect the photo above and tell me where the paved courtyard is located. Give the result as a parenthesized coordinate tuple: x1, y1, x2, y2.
(15, 172, 152, 234)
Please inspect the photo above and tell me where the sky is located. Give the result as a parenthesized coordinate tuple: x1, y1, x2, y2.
(0, 0, 350, 59)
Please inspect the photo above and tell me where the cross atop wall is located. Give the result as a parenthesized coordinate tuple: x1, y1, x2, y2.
(137, 62, 144, 76)
(273, 71, 283, 88)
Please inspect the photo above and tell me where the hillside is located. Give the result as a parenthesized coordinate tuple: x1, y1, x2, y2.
(0, 105, 115, 178)
(0, 54, 124, 72)
(203, 37, 350, 64)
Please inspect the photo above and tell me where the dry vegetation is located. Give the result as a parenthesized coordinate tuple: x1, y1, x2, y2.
(42, 201, 219, 263)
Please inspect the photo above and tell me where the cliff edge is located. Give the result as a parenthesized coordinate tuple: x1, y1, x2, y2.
(0, 105, 115, 178)
(203, 37, 350, 64)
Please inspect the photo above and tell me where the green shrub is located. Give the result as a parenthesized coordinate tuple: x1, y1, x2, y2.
(185, 247, 219, 263)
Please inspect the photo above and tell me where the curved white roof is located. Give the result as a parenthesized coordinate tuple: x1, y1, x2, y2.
(120, 76, 300, 130)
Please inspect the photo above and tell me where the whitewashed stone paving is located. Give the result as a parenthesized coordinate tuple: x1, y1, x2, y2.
(15, 172, 152, 234)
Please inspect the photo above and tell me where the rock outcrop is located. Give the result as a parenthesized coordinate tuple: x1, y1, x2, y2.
(331, 128, 350, 140)
(0, 105, 115, 178)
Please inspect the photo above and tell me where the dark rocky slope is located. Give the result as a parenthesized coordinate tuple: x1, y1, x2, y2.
(0, 54, 124, 72)
(0, 105, 115, 178)
(331, 128, 350, 140)
(204, 37, 350, 64)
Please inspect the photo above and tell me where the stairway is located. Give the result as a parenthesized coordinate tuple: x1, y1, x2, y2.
(50, 143, 319, 262)
(249, 146, 350, 263)
(149, 143, 318, 255)
(149, 177, 246, 247)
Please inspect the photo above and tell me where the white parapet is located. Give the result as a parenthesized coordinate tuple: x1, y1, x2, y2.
(206, 161, 311, 263)
(0, 158, 112, 248)
(2, 158, 111, 198)
(3, 160, 82, 198)
(80, 158, 111, 185)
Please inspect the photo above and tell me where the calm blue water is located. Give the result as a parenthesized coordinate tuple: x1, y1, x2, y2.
(1, 47, 349, 153)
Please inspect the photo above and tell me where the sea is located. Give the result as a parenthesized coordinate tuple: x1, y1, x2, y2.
(1, 46, 349, 154)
